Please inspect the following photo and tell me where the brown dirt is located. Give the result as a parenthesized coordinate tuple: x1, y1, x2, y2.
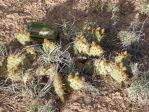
(0, 0, 149, 112)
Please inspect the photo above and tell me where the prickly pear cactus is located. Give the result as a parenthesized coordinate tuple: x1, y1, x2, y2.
(115, 51, 131, 65)
(25, 46, 37, 61)
(15, 32, 31, 45)
(42, 38, 58, 54)
(94, 59, 109, 76)
(82, 22, 106, 43)
(35, 64, 56, 76)
(7, 54, 29, 81)
(94, 59, 129, 84)
(7, 54, 29, 70)
(95, 27, 105, 42)
(67, 72, 85, 90)
(73, 34, 104, 57)
(73, 34, 90, 55)
(89, 41, 104, 57)
(110, 63, 128, 84)
(8, 68, 22, 81)
(53, 73, 65, 102)
(22, 72, 33, 83)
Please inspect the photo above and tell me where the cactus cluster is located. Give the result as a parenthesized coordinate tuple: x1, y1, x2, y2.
(82, 22, 106, 43)
(94, 59, 130, 84)
(74, 34, 104, 57)
(1, 21, 146, 105)
(73, 25, 106, 57)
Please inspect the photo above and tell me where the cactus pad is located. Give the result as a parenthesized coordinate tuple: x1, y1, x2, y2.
(94, 59, 129, 84)
(89, 41, 104, 57)
(15, 32, 31, 45)
(73, 35, 90, 55)
(53, 73, 65, 102)
(115, 51, 131, 65)
(67, 72, 85, 90)
(35, 64, 56, 76)
(42, 38, 58, 54)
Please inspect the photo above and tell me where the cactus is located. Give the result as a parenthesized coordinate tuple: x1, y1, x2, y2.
(7, 68, 22, 81)
(35, 64, 56, 76)
(7, 54, 30, 81)
(53, 73, 65, 102)
(94, 59, 129, 84)
(25, 46, 37, 61)
(7, 54, 29, 70)
(73, 34, 90, 55)
(15, 32, 31, 45)
(82, 21, 106, 43)
(115, 51, 131, 64)
(67, 72, 85, 90)
(89, 41, 104, 57)
(42, 38, 58, 54)
(95, 27, 105, 42)
(94, 59, 109, 76)
(74, 35, 103, 57)
(22, 72, 33, 83)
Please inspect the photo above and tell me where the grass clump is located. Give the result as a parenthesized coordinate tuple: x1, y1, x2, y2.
(118, 31, 139, 47)
(140, 0, 149, 15)
(127, 71, 149, 103)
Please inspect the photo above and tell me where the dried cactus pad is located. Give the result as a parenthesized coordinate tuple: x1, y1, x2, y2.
(94, 59, 129, 84)
(67, 72, 85, 90)
(15, 32, 31, 45)
(53, 73, 65, 102)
